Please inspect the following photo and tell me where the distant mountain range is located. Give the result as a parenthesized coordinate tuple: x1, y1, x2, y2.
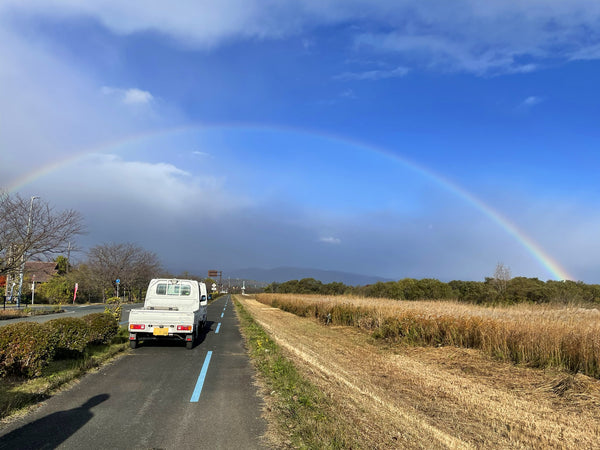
(228, 267, 391, 286)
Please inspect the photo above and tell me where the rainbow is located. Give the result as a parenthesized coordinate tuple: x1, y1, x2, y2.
(5, 123, 574, 281)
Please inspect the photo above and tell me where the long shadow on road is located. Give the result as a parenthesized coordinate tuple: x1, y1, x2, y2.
(0, 394, 109, 449)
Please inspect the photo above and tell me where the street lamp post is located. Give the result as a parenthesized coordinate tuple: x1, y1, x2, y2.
(16, 196, 39, 308)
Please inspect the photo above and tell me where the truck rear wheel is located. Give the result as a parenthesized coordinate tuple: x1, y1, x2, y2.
(130, 339, 137, 349)
(186, 338, 193, 350)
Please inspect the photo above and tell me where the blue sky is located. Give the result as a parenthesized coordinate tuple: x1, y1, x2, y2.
(1, 1, 600, 282)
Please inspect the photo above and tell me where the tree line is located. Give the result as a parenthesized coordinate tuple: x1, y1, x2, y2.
(0, 243, 164, 304)
(0, 192, 178, 304)
(265, 277, 600, 305)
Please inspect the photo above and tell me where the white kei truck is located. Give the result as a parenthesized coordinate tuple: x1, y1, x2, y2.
(128, 278, 208, 349)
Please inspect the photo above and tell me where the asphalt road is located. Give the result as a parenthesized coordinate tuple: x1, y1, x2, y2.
(0, 303, 138, 326)
(0, 295, 268, 449)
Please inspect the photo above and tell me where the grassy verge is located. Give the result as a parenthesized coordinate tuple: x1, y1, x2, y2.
(0, 327, 129, 421)
(235, 298, 358, 449)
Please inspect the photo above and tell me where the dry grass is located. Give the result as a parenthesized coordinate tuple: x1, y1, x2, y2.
(0, 306, 63, 321)
(0, 309, 32, 320)
(256, 293, 600, 378)
(241, 295, 600, 449)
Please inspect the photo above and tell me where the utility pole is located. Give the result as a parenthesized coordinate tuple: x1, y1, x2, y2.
(17, 196, 38, 308)
(31, 275, 36, 306)
(67, 241, 71, 273)
(4, 246, 12, 309)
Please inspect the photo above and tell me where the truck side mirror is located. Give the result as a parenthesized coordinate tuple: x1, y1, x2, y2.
(201, 295, 207, 301)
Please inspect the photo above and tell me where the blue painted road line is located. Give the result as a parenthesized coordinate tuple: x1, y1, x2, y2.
(221, 312, 224, 318)
(190, 351, 213, 402)
(215, 323, 221, 334)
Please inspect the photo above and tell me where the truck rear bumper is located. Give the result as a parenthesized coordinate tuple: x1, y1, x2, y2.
(129, 332, 189, 342)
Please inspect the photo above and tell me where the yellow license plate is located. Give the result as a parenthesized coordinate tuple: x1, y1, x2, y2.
(153, 327, 169, 336)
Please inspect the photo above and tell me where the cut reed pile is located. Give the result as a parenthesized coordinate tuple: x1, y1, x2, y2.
(256, 293, 600, 378)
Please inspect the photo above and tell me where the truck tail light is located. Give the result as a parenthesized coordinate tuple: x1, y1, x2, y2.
(177, 325, 192, 331)
(130, 324, 145, 330)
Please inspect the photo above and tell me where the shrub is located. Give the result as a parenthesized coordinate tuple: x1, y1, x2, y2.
(47, 317, 89, 357)
(83, 313, 119, 344)
(0, 322, 55, 377)
(104, 297, 122, 324)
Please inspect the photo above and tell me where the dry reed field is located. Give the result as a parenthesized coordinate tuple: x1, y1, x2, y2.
(256, 293, 600, 378)
(242, 295, 600, 448)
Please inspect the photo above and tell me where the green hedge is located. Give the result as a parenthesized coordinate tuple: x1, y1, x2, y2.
(83, 313, 118, 344)
(47, 317, 90, 357)
(0, 322, 55, 377)
(0, 313, 119, 378)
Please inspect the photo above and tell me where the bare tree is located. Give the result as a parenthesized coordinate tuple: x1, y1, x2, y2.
(85, 242, 162, 301)
(493, 262, 512, 296)
(0, 192, 85, 277)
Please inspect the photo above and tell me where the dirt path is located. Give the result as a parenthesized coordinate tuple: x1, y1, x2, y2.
(240, 297, 600, 449)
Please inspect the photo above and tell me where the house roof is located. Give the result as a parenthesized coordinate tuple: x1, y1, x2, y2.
(24, 261, 58, 283)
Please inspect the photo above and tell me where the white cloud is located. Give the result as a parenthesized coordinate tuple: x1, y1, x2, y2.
(521, 96, 543, 107)
(320, 236, 341, 245)
(4, 1, 600, 75)
(192, 151, 211, 157)
(101, 86, 154, 105)
(570, 43, 600, 61)
(124, 88, 153, 105)
(354, 32, 545, 76)
(0, 26, 172, 188)
(34, 153, 249, 217)
(334, 66, 409, 81)
(516, 96, 544, 112)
